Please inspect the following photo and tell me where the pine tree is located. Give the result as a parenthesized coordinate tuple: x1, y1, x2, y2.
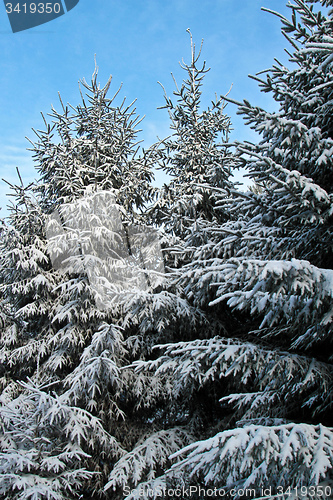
(0, 66, 158, 499)
(119, 1, 333, 497)
(148, 30, 235, 240)
(102, 35, 240, 499)
(34, 64, 154, 214)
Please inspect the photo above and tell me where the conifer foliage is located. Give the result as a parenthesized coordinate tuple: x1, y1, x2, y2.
(0, 1, 333, 499)
(0, 68, 155, 499)
(149, 30, 235, 240)
(129, 0, 333, 497)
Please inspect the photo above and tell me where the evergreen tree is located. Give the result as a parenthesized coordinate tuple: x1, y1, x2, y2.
(103, 34, 239, 499)
(122, 1, 333, 497)
(148, 30, 235, 241)
(0, 67, 157, 499)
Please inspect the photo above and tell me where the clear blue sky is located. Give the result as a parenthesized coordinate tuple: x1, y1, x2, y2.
(0, 0, 297, 216)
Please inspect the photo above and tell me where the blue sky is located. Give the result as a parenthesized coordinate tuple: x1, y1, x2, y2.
(0, 0, 296, 215)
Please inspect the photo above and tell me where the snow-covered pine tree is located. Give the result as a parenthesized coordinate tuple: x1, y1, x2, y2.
(120, 2, 333, 497)
(136, 31, 238, 336)
(0, 66, 158, 499)
(0, 49, 223, 500)
(103, 36, 242, 499)
(148, 30, 235, 241)
(112, 32, 238, 366)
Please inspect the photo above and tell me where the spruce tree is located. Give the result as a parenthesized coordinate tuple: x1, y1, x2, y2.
(148, 30, 235, 240)
(121, 1, 333, 497)
(0, 67, 157, 499)
(103, 34, 239, 498)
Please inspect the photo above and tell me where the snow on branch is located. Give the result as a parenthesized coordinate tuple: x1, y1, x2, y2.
(170, 423, 333, 492)
(104, 428, 193, 492)
(0, 380, 124, 498)
(63, 322, 127, 418)
(209, 258, 333, 346)
(132, 336, 332, 418)
(236, 146, 332, 226)
(120, 289, 205, 335)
